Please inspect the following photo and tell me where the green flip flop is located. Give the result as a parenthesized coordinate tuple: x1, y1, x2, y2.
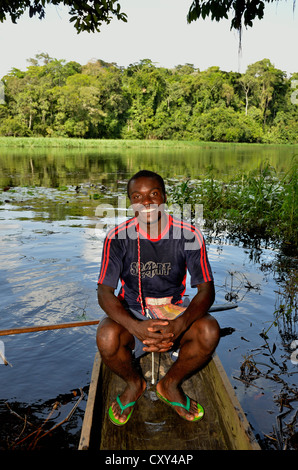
(156, 390, 204, 422)
(108, 394, 136, 426)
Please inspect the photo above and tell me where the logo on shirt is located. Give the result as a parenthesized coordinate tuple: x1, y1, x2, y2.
(130, 261, 171, 278)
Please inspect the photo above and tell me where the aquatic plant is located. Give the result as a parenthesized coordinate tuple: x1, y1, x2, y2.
(166, 160, 297, 255)
(273, 269, 298, 344)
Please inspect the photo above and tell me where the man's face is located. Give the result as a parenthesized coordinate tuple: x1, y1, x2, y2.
(128, 176, 167, 227)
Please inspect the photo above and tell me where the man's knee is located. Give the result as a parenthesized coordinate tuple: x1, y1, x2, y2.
(96, 318, 133, 358)
(192, 315, 220, 354)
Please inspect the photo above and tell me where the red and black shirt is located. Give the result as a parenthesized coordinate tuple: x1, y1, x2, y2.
(98, 215, 213, 312)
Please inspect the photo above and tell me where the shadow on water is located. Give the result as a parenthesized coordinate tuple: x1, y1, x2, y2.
(0, 389, 87, 450)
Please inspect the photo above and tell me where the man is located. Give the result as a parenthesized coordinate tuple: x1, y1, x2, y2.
(96, 170, 220, 425)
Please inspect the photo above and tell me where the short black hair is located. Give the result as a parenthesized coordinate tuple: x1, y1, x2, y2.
(127, 170, 166, 197)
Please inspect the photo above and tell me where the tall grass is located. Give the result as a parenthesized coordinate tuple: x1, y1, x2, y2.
(0, 137, 224, 148)
(167, 160, 297, 254)
(0, 136, 297, 149)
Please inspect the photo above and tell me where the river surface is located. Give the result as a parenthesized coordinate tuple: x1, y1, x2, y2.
(0, 144, 297, 450)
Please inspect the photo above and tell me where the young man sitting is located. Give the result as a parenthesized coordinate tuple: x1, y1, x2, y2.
(96, 170, 220, 425)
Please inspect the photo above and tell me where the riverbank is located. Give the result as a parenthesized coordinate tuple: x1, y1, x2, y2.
(1, 136, 298, 149)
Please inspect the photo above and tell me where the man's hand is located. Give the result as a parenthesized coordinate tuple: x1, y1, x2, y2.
(144, 317, 186, 352)
(132, 319, 175, 353)
(141, 280, 215, 353)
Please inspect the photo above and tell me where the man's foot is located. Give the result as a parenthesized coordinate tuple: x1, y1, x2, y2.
(156, 380, 204, 421)
(109, 379, 146, 425)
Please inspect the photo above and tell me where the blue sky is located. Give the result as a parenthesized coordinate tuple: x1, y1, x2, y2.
(1, 0, 298, 78)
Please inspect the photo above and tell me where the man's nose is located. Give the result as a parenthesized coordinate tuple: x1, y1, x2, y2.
(142, 193, 153, 205)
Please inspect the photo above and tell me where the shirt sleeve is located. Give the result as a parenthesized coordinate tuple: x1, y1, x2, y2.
(184, 227, 213, 286)
(98, 232, 125, 289)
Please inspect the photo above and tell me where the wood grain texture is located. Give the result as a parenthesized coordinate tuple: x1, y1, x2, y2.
(79, 352, 260, 450)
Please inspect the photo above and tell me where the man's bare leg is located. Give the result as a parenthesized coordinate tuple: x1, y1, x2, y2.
(96, 317, 146, 424)
(156, 314, 220, 421)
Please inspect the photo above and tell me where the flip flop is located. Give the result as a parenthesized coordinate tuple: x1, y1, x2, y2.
(108, 394, 136, 426)
(156, 390, 204, 422)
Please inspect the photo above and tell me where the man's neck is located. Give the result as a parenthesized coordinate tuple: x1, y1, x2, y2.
(137, 213, 168, 239)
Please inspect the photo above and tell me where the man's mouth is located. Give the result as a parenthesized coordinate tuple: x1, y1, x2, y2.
(140, 207, 156, 213)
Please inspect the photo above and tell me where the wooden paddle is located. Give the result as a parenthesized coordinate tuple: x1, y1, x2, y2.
(0, 303, 237, 337)
(0, 320, 100, 336)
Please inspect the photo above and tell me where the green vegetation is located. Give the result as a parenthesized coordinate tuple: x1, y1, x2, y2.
(1, 54, 298, 143)
(0, 137, 255, 148)
(0, 0, 127, 34)
(167, 160, 297, 254)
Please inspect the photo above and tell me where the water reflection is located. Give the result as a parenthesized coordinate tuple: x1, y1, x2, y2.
(0, 144, 295, 188)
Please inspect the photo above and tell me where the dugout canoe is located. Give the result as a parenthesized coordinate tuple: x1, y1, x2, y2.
(78, 351, 261, 450)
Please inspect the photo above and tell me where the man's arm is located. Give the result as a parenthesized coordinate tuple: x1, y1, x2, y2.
(176, 281, 215, 331)
(97, 283, 138, 330)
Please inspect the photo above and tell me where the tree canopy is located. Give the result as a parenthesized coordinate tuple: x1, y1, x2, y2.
(0, 0, 295, 33)
(188, 0, 295, 30)
(1, 54, 297, 143)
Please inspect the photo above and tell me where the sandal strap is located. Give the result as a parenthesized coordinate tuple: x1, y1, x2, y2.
(159, 393, 190, 411)
(116, 394, 136, 415)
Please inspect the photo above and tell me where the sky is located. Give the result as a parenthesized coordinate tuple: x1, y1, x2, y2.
(0, 0, 298, 79)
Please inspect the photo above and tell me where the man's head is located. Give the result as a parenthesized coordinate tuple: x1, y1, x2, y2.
(127, 170, 166, 199)
(127, 170, 167, 230)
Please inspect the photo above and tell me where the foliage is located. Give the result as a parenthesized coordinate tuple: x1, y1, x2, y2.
(0, 0, 127, 33)
(273, 269, 298, 343)
(166, 161, 298, 254)
(1, 55, 298, 143)
(0, 1, 295, 35)
(187, 0, 296, 36)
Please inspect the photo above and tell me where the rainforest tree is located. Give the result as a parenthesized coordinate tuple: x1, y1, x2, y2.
(0, 55, 297, 142)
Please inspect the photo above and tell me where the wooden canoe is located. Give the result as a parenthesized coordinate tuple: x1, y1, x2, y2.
(78, 351, 260, 450)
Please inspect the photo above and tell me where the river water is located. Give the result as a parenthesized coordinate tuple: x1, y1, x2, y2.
(0, 144, 297, 450)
